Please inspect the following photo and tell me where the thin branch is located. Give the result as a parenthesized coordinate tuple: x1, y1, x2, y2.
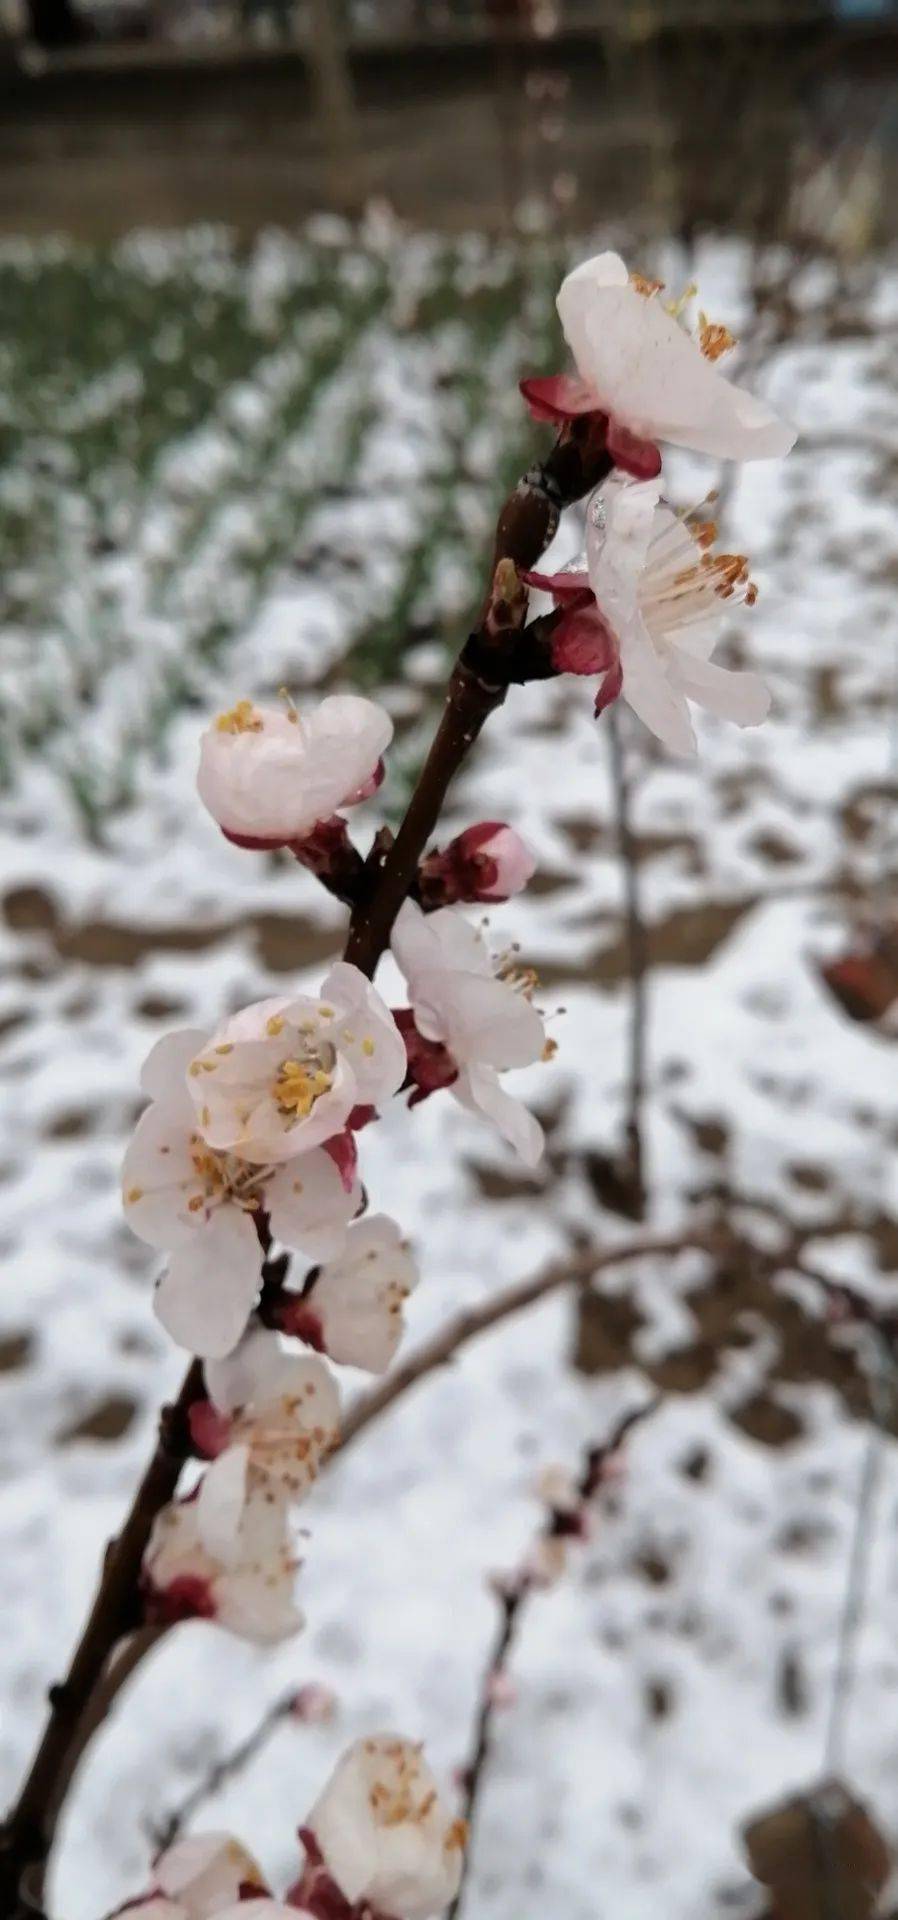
(448, 1400, 659, 1920)
(150, 1689, 303, 1856)
(0, 415, 613, 1916)
(336, 1229, 707, 1460)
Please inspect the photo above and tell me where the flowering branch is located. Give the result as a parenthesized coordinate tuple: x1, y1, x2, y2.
(448, 1399, 659, 1920)
(150, 1682, 336, 1856)
(0, 418, 613, 1920)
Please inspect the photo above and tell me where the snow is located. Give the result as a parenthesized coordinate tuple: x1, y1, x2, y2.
(1, 226, 898, 1919)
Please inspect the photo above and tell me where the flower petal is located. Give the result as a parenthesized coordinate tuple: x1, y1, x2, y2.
(306, 1216, 418, 1374)
(454, 1064, 545, 1166)
(156, 1832, 268, 1912)
(140, 1029, 209, 1111)
(154, 1205, 263, 1358)
(672, 651, 771, 727)
(619, 625, 697, 756)
(122, 1107, 206, 1251)
(197, 1446, 250, 1562)
(266, 1148, 361, 1261)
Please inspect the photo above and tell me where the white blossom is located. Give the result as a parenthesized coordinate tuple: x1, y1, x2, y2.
(585, 474, 770, 755)
(301, 1735, 466, 1920)
(143, 1480, 303, 1646)
(195, 1332, 340, 1555)
(184, 964, 406, 1165)
(197, 694, 393, 847)
(391, 902, 547, 1166)
(295, 1215, 418, 1373)
(123, 1030, 362, 1359)
(556, 249, 796, 461)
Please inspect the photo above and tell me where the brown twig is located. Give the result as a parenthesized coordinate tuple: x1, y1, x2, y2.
(0, 416, 613, 1917)
(336, 1229, 707, 1460)
(149, 1688, 306, 1856)
(0, 1363, 202, 1917)
(448, 1399, 660, 1920)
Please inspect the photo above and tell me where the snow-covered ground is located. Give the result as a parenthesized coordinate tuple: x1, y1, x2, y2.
(2, 224, 898, 1919)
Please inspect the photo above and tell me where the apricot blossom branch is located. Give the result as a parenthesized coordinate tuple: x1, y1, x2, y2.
(448, 1399, 660, 1920)
(0, 413, 613, 1920)
(1, 244, 797, 1920)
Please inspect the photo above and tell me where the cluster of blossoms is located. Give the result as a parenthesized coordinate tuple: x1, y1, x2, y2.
(116, 1735, 465, 1920)
(126, 692, 551, 1636)
(522, 249, 795, 754)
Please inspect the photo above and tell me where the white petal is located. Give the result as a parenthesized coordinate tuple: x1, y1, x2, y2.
(671, 651, 771, 727)
(305, 694, 393, 803)
(309, 1216, 418, 1374)
(391, 900, 491, 990)
(157, 1832, 267, 1914)
(318, 962, 408, 1104)
(206, 1326, 297, 1415)
(140, 1029, 209, 1111)
(197, 1447, 250, 1562)
(122, 1107, 207, 1251)
(265, 1149, 360, 1260)
(154, 1205, 262, 1359)
(217, 1906, 299, 1920)
(620, 626, 697, 756)
(454, 1065, 545, 1166)
(586, 475, 661, 640)
(214, 1494, 304, 1645)
(557, 250, 629, 372)
(113, 1899, 182, 1919)
(562, 279, 795, 459)
(423, 969, 545, 1072)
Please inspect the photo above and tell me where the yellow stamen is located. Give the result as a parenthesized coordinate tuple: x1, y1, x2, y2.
(274, 1060, 334, 1120)
(214, 698, 262, 735)
(629, 270, 664, 299)
(698, 314, 737, 361)
(664, 280, 697, 320)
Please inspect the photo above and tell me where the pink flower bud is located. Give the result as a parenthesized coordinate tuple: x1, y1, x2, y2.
(418, 823, 535, 907)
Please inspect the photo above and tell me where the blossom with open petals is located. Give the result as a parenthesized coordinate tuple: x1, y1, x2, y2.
(521, 250, 795, 468)
(143, 1480, 304, 1644)
(112, 1833, 271, 1918)
(190, 1333, 340, 1549)
(185, 964, 406, 1165)
(391, 902, 547, 1166)
(417, 822, 535, 908)
(277, 1216, 418, 1374)
(198, 694, 393, 850)
(525, 474, 770, 755)
(291, 1736, 466, 1920)
(123, 1032, 362, 1359)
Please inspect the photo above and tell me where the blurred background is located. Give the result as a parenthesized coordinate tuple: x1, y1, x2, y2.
(2, 4, 898, 1919)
